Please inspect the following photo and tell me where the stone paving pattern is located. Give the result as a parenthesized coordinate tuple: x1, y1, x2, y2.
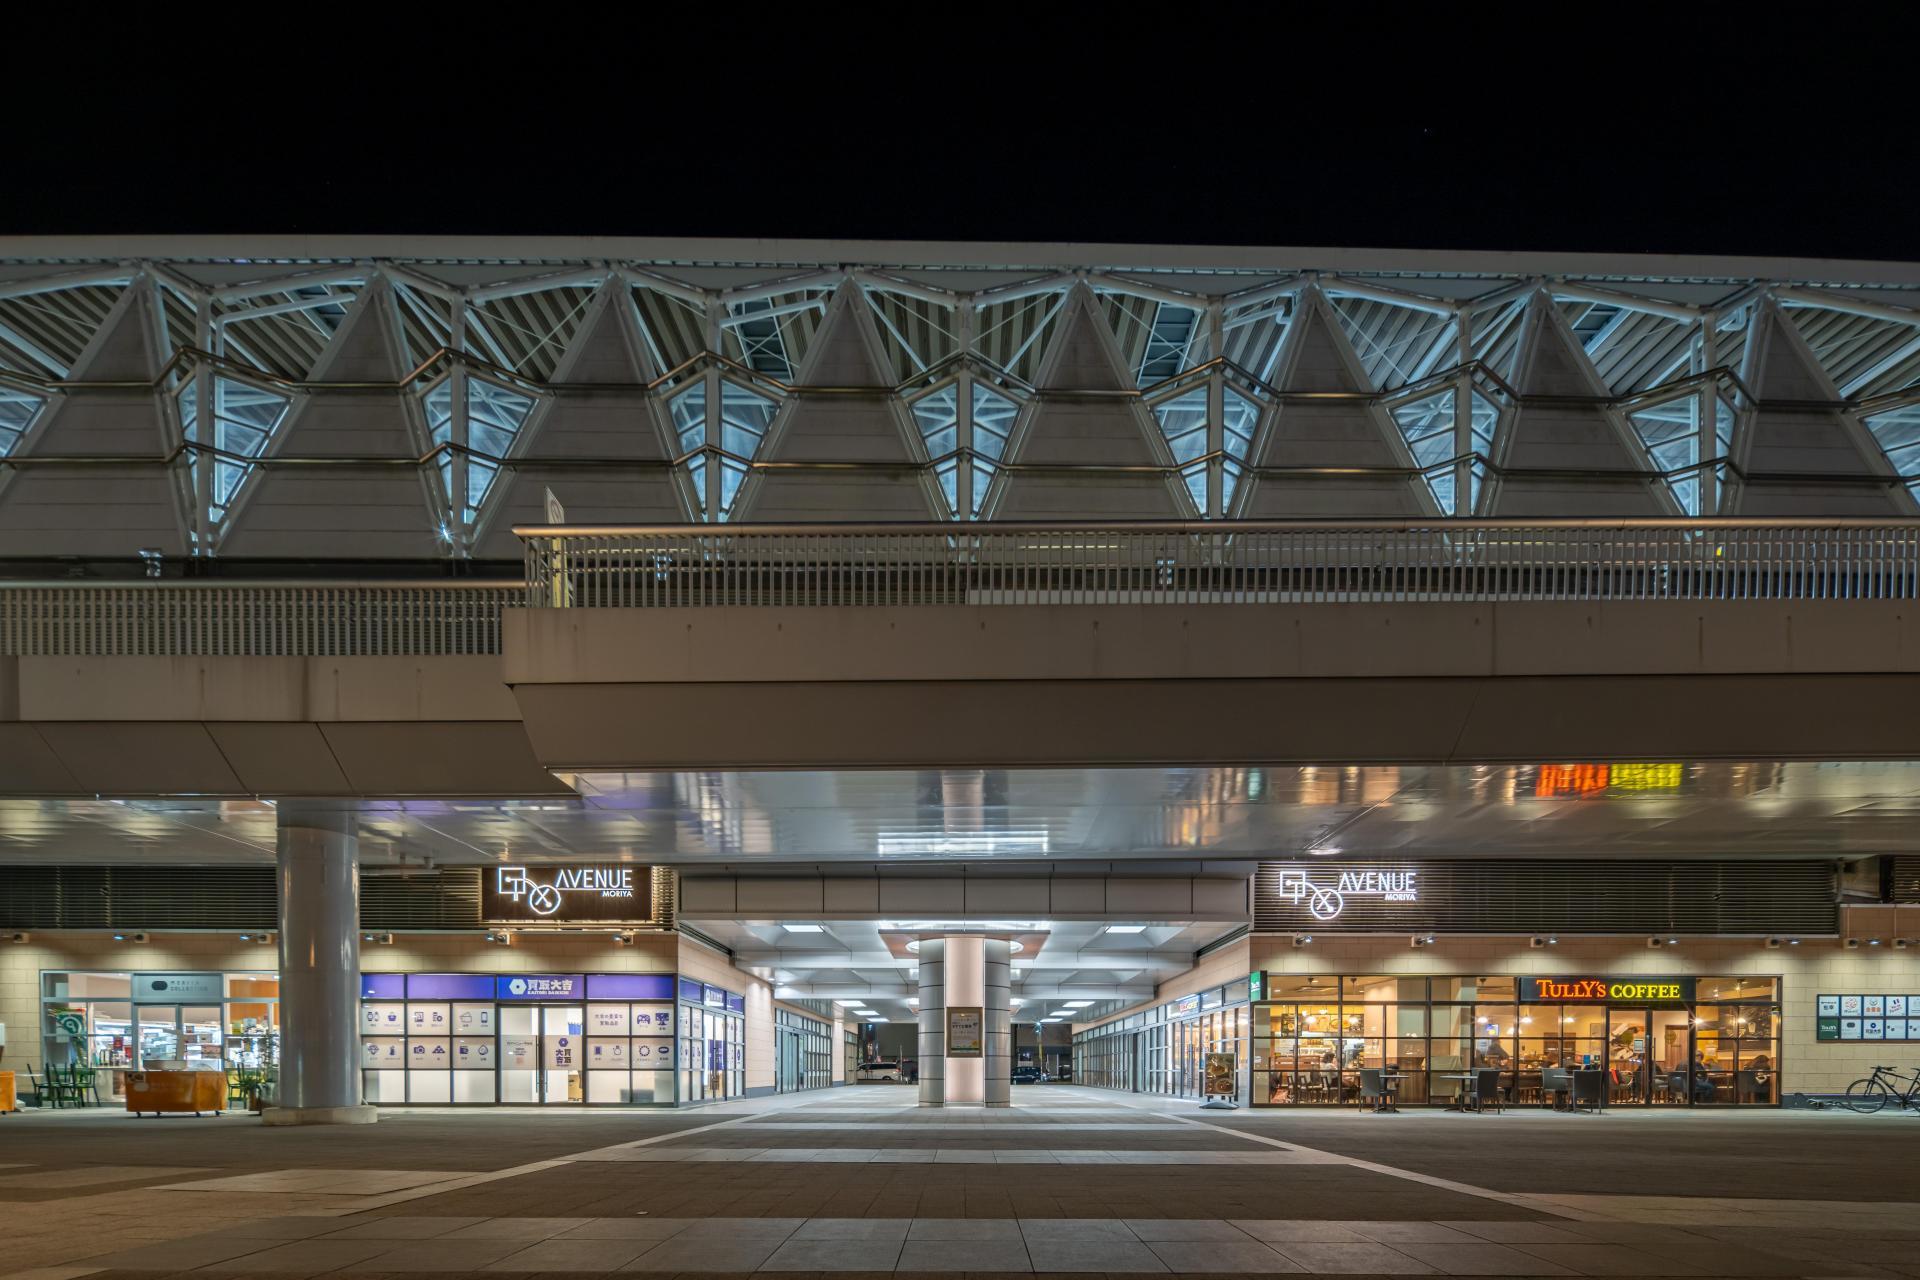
(2, 1086, 1917, 1278)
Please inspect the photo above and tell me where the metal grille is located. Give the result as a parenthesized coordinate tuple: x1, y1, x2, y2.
(360, 869, 483, 929)
(1253, 860, 1838, 935)
(521, 520, 1920, 608)
(0, 867, 278, 929)
(1889, 857, 1920, 904)
(0, 582, 518, 656)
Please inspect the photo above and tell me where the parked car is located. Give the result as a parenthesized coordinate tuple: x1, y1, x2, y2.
(1011, 1066, 1047, 1084)
(856, 1060, 905, 1083)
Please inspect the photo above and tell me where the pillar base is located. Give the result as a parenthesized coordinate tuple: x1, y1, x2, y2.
(261, 1104, 378, 1127)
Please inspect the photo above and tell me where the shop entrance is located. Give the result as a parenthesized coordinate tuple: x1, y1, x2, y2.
(133, 1004, 223, 1069)
(499, 1005, 583, 1104)
(1602, 1008, 1693, 1105)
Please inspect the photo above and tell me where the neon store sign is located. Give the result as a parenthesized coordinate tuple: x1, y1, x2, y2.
(1520, 977, 1694, 1003)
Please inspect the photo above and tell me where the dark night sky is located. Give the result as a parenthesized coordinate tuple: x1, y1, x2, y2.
(8, 16, 1917, 261)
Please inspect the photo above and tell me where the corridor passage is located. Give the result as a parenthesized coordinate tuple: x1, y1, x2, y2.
(5, 1085, 1920, 1278)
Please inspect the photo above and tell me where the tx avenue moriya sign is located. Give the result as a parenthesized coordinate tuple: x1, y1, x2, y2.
(482, 865, 654, 924)
(1273, 866, 1419, 921)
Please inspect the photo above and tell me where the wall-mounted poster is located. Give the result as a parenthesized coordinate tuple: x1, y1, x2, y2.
(947, 1007, 984, 1058)
(1818, 996, 1840, 1017)
(1817, 997, 1920, 1041)
(1841, 996, 1863, 1016)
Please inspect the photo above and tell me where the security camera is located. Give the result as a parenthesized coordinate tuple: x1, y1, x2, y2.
(1529, 936, 1557, 949)
(362, 932, 393, 946)
(1410, 934, 1436, 948)
(614, 931, 637, 946)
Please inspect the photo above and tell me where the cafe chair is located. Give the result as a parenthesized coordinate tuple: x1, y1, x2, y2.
(1540, 1068, 1570, 1110)
(1467, 1067, 1504, 1113)
(1572, 1069, 1607, 1114)
(1358, 1067, 1391, 1113)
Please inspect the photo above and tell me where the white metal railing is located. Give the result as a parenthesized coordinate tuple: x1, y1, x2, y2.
(517, 520, 1920, 608)
(0, 582, 519, 656)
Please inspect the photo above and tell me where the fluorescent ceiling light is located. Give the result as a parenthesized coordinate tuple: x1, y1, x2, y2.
(1010, 999, 1024, 1007)
(832, 1000, 858, 1007)
(1104, 925, 1147, 934)
(877, 831, 1049, 858)
(1041, 1017, 1064, 1022)
(906, 998, 919, 1005)
(1061, 1000, 1095, 1008)
(783, 924, 824, 934)
(867, 1016, 889, 1022)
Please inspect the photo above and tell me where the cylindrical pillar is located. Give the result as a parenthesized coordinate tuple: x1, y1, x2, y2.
(916, 939, 945, 1106)
(265, 804, 375, 1125)
(983, 939, 1011, 1107)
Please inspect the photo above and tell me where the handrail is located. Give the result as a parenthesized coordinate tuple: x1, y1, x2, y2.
(517, 520, 1920, 608)
(0, 581, 518, 657)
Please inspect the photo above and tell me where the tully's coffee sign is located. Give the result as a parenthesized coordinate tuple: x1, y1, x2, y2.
(1519, 977, 1695, 1004)
(482, 865, 653, 924)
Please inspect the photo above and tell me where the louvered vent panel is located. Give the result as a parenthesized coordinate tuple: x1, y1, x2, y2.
(1254, 861, 1837, 935)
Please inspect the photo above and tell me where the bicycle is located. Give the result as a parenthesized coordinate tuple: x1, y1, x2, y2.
(1843, 1065, 1920, 1113)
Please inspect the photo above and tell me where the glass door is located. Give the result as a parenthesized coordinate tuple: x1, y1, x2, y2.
(136, 1006, 180, 1066)
(542, 1006, 583, 1103)
(1607, 1009, 1652, 1105)
(499, 1006, 538, 1103)
(181, 1006, 224, 1069)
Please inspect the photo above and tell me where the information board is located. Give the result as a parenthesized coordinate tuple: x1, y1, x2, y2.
(1817, 994, 1920, 1041)
(947, 1006, 984, 1057)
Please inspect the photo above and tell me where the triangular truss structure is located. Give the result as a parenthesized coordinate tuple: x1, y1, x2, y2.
(0, 251, 1917, 557)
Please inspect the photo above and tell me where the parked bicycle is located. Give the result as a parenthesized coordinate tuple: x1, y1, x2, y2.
(1843, 1065, 1920, 1113)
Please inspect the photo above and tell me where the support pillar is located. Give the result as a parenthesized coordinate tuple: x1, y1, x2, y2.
(263, 804, 375, 1125)
(916, 935, 1011, 1107)
(916, 938, 945, 1106)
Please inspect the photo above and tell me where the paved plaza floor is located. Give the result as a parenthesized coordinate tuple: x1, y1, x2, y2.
(1, 1086, 1916, 1278)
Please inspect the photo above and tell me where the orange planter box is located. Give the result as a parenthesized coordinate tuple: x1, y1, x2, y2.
(0, 1072, 15, 1113)
(125, 1070, 226, 1116)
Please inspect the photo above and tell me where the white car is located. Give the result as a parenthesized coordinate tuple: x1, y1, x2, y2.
(856, 1060, 905, 1083)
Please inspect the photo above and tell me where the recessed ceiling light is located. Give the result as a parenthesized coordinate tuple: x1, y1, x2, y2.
(833, 999, 858, 1007)
(866, 1016, 889, 1022)
(1041, 1017, 1064, 1022)
(1104, 925, 1146, 934)
(783, 924, 824, 934)
(1062, 1000, 1095, 1008)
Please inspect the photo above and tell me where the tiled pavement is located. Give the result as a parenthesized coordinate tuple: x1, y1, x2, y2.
(5, 1087, 1920, 1277)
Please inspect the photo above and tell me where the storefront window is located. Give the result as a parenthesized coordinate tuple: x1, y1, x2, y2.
(41, 970, 277, 1104)
(1225, 972, 1782, 1109)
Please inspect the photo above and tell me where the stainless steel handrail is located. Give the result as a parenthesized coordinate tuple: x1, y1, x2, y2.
(0, 581, 519, 657)
(516, 520, 1920, 608)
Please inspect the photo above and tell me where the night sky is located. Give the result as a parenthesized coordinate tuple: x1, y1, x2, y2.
(7, 17, 1916, 261)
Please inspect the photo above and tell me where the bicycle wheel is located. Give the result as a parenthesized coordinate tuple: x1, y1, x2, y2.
(1845, 1078, 1890, 1114)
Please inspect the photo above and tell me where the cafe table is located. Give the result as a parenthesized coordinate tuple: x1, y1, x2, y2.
(1435, 1071, 1478, 1111)
(1376, 1071, 1408, 1113)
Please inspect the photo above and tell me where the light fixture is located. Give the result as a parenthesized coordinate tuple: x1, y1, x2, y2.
(906, 998, 920, 1005)
(1844, 938, 1861, 950)
(1764, 937, 1783, 950)
(1104, 925, 1147, 935)
(1010, 999, 1024, 1007)
(1292, 935, 1312, 948)
(1062, 1000, 1095, 1009)
(485, 930, 513, 945)
(129, 932, 150, 944)
(783, 924, 824, 934)
(866, 1016, 889, 1023)
(833, 999, 858, 1007)
(1410, 934, 1435, 948)
(613, 931, 637, 946)
(1041, 1017, 1064, 1023)
(1520, 1016, 1533, 1025)
(1896, 939, 1912, 951)
(1868, 938, 1883, 947)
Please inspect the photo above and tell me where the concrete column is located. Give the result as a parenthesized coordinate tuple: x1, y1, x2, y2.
(916, 938, 945, 1106)
(264, 805, 375, 1125)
